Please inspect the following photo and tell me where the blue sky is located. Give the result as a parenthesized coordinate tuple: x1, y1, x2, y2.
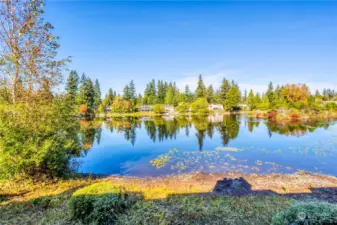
(44, 1, 337, 95)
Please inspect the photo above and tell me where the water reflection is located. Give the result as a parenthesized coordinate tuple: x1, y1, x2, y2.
(266, 119, 330, 137)
(75, 115, 337, 177)
(78, 115, 332, 151)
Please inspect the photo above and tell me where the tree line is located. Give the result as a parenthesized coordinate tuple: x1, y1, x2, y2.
(65, 72, 337, 114)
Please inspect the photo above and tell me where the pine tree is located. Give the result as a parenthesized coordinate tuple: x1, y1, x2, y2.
(78, 77, 95, 108)
(65, 70, 79, 104)
(129, 80, 136, 103)
(206, 85, 214, 103)
(224, 86, 240, 111)
(195, 74, 206, 98)
(247, 89, 256, 110)
(184, 85, 193, 102)
(266, 81, 274, 103)
(94, 79, 101, 107)
(259, 94, 270, 110)
(254, 93, 261, 105)
(157, 80, 166, 104)
(85, 79, 95, 108)
(123, 85, 130, 100)
(143, 79, 157, 104)
(105, 88, 114, 105)
(220, 78, 231, 101)
(77, 73, 87, 105)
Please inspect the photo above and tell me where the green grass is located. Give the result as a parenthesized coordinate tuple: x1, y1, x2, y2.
(117, 195, 292, 225)
(1, 178, 336, 225)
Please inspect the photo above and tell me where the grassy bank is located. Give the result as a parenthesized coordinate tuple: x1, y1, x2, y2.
(1, 172, 337, 224)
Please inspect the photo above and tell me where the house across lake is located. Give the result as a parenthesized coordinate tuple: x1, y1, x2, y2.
(208, 104, 224, 111)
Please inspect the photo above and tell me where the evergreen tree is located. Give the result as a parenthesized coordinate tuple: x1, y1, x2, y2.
(254, 93, 261, 105)
(77, 73, 87, 105)
(80, 73, 87, 85)
(206, 85, 214, 103)
(77, 77, 95, 108)
(224, 86, 240, 111)
(157, 80, 166, 104)
(143, 79, 157, 104)
(195, 75, 206, 98)
(65, 70, 79, 104)
(129, 80, 136, 103)
(259, 94, 270, 110)
(93, 79, 101, 107)
(123, 85, 131, 100)
(247, 89, 256, 110)
(108, 88, 116, 105)
(220, 78, 231, 101)
(184, 85, 193, 102)
(165, 87, 174, 105)
(105, 88, 114, 105)
(266, 81, 274, 103)
(85, 79, 95, 108)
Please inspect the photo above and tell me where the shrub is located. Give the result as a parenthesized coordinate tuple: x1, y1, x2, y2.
(0, 99, 82, 179)
(272, 202, 337, 225)
(111, 97, 132, 113)
(69, 195, 96, 222)
(289, 113, 300, 119)
(79, 104, 88, 114)
(190, 98, 208, 114)
(176, 102, 189, 113)
(89, 194, 133, 224)
(69, 182, 140, 224)
(97, 104, 105, 113)
(268, 111, 277, 118)
(153, 104, 165, 114)
(324, 102, 337, 111)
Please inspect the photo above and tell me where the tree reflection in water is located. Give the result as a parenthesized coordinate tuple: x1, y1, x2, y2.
(78, 115, 332, 151)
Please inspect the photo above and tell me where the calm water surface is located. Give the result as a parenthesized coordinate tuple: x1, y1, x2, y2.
(74, 115, 337, 177)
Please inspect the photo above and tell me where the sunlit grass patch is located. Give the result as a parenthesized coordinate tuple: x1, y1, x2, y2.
(69, 182, 140, 224)
(117, 195, 292, 225)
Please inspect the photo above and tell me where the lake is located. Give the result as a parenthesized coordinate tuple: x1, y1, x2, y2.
(73, 114, 337, 177)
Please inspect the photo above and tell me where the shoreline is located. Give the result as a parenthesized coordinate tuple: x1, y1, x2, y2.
(91, 110, 337, 121)
(2, 171, 337, 202)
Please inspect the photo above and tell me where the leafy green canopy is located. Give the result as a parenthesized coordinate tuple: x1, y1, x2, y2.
(0, 99, 82, 179)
